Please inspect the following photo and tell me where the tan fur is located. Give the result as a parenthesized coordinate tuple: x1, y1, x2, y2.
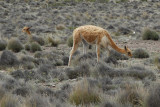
(68, 25, 132, 66)
(22, 27, 32, 37)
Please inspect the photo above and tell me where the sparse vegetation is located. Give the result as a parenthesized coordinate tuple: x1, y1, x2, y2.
(30, 42, 42, 52)
(7, 38, 24, 52)
(142, 28, 159, 40)
(132, 48, 149, 58)
(0, 0, 159, 107)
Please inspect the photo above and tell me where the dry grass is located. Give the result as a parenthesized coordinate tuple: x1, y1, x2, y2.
(69, 79, 101, 106)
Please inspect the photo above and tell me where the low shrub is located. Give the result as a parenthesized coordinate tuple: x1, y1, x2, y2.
(48, 36, 60, 47)
(12, 86, 30, 97)
(109, 50, 128, 60)
(0, 40, 7, 51)
(132, 48, 149, 58)
(2, 78, 18, 90)
(142, 28, 159, 40)
(0, 50, 19, 66)
(30, 42, 42, 52)
(7, 38, 24, 52)
(24, 43, 31, 51)
(10, 70, 24, 79)
(69, 81, 100, 106)
(34, 51, 42, 58)
(31, 36, 45, 46)
(67, 36, 73, 47)
(66, 63, 90, 79)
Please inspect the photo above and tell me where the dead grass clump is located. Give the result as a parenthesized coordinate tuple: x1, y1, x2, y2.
(132, 48, 149, 58)
(48, 36, 60, 47)
(146, 84, 160, 107)
(25, 94, 51, 107)
(69, 81, 101, 106)
(7, 38, 24, 52)
(56, 24, 65, 30)
(142, 28, 159, 40)
(0, 40, 7, 51)
(0, 94, 21, 107)
(118, 85, 146, 106)
(30, 42, 42, 52)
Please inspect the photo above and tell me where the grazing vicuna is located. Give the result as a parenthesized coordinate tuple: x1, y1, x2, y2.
(68, 25, 132, 66)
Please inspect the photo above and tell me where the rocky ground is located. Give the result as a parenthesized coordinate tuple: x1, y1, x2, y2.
(0, 0, 160, 107)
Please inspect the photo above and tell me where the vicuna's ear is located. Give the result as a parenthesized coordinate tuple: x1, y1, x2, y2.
(124, 45, 127, 51)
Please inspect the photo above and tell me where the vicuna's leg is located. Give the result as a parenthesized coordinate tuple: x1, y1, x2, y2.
(68, 38, 81, 66)
(96, 44, 100, 62)
(82, 39, 88, 54)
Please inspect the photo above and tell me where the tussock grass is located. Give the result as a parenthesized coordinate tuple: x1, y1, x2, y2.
(7, 38, 23, 52)
(48, 36, 60, 47)
(30, 42, 42, 52)
(69, 80, 101, 106)
(146, 84, 160, 107)
(118, 84, 147, 107)
(142, 28, 159, 40)
(132, 48, 149, 58)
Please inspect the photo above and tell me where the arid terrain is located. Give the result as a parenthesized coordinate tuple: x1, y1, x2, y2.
(0, 0, 160, 107)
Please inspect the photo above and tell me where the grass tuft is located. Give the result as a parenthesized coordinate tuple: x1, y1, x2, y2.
(7, 38, 23, 52)
(69, 80, 101, 106)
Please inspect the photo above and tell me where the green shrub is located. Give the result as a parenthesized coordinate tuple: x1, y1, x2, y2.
(67, 36, 73, 47)
(0, 40, 7, 51)
(142, 28, 159, 40)
(69, 81, 100, 106)
(24, 43, 31, 51)
(7, 38, 24, 52)
(30, 42, 41, 52)
(132, 48, 149, 58)
(48, 37, 59, 47)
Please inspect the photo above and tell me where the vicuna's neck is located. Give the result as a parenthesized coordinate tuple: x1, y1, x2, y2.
(104, 31, 126, 54)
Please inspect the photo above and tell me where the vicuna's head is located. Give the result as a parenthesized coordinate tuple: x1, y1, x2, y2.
(22, 27, 31, 36)
(124, 46, 132, 57)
